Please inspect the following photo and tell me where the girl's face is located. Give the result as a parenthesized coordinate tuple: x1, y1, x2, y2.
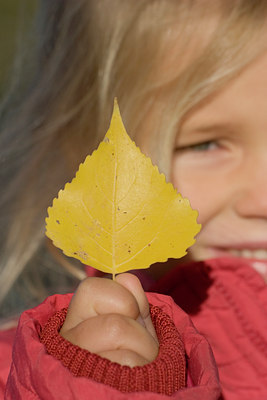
(172, 51, 267, 274)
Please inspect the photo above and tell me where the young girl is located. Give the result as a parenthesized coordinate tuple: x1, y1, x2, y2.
(1, 0, 267, 398)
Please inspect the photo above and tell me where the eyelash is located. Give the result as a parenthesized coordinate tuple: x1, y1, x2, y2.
(176, 140, 219, 152)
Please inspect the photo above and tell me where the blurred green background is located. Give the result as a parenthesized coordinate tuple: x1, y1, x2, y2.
(0, 0, 37, 98)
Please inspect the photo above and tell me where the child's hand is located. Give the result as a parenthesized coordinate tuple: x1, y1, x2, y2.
(60, 273, 159, 367)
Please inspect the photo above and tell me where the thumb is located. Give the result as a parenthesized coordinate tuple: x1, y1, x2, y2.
(116, 273, 158, 344)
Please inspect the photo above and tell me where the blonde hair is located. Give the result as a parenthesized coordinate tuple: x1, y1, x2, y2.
(0, 0, 267, 317)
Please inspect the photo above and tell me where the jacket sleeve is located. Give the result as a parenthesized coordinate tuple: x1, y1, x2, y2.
(39, 304, 186, 395)
(5, 292, 221, 400)
(0, 326, 16, 398)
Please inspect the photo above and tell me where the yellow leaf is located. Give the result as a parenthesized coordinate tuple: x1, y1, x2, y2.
(46, 100, 201, 277)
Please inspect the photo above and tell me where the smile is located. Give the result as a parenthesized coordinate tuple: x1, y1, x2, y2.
(228, 249, 267, 260)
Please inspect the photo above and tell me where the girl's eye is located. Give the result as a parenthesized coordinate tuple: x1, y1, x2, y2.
(175, 140, 219, 152)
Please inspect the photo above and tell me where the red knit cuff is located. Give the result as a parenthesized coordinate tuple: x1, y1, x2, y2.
(40, 305, 186, 395)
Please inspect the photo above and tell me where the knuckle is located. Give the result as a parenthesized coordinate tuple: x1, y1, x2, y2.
(103, 314, 128, 338)
(74, 277, 99, 302)
(118, 350, 148, 367)
(121, 297, 139, 318)
(117, 350, 148, 367)
(77, 277, 93, 293)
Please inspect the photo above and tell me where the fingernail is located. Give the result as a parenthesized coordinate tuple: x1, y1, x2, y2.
(137, 315, 145, 327)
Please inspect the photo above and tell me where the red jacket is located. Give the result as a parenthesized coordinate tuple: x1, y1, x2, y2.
(151, 258, 267, 400)
(1, 257, 267, 399)
(1, 291, 221, 399)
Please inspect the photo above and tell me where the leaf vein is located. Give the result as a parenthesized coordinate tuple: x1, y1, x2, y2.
(95, 168, 113, 205)
(117, 174, 137, 204)
(115, 201, 171, 268)
(116, 198, 148, 233)
(81, 200, 111, 236)
(112, 145, 118, 272)
(51, 223, 112, 256)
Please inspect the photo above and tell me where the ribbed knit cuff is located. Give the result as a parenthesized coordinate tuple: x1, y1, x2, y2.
(40, 305, 186, 395)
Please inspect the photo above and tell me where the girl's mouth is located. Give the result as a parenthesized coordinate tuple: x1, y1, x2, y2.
(228, 249, 267, 260)
(208, 245, 267, 262)
(208, 246, 267, 282)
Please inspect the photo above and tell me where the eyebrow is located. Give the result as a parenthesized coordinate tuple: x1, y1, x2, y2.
(182, 122, 237, 134)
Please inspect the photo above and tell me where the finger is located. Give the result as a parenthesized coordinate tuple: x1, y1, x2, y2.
(116, 273, 158, 343)
(61, 277, 140, 332)
(98, 349, 149, 367)
(62, 313, 158, 363)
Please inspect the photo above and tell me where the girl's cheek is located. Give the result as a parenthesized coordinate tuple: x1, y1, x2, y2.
(171, 154, 228, 226)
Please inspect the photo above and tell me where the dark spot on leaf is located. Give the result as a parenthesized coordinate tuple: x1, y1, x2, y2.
(142, 217, 146, 220)
(123, 211, 127, 214)
(112, 152, 114, 156)
(148, 243, 151, 247)
(128, 250, 131, 253)
(117, 207, 120, 211)
(78, 251, 88, 259)
(56, 220, 60, 224)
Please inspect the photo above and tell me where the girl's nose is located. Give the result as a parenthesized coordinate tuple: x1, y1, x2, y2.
(233, 154, 267, 219)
